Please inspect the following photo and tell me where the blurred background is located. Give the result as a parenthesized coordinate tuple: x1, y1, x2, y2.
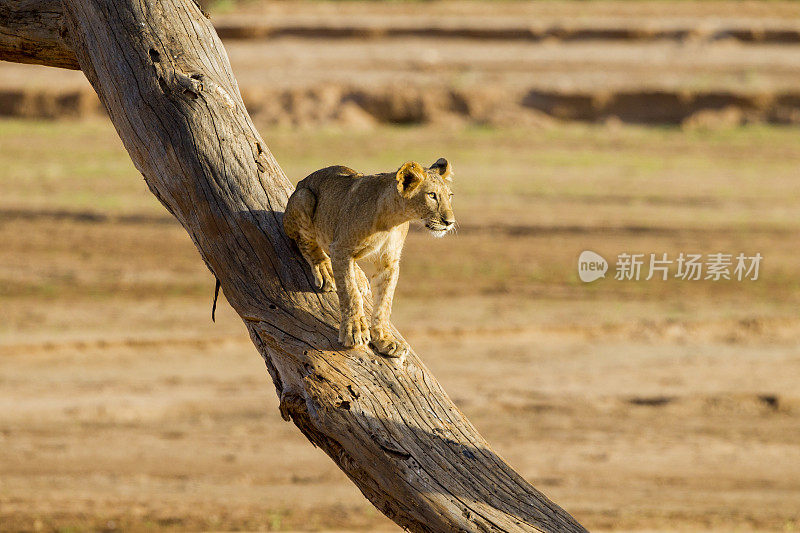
(1, 1, 799, 531)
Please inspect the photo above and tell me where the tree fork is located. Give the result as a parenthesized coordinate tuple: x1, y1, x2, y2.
(0, 1, 588, 531)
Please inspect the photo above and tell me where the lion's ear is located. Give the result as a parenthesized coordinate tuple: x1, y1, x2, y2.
(430, 157, 453, 182)
(396, 161, 425, 198)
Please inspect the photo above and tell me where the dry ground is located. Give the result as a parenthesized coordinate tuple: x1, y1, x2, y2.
(7, 27, 800, 92)
(4, 0, 800, 125)
(1, 117, 799, 532)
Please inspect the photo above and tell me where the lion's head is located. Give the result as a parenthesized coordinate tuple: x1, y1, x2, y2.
(395, 158, 455, 238)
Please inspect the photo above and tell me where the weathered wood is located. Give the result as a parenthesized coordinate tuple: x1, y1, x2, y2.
(0, 0, 78, 69)
(1, 1, 588, 531)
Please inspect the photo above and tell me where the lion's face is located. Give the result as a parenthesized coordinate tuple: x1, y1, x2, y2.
(417, 172, 455, 238)
(396, 158, 455, 238)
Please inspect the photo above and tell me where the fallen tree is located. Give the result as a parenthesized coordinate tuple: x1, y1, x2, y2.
(0, 1, 588, 531)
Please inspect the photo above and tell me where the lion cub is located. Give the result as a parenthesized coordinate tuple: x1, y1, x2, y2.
(283, 158, 455, 357)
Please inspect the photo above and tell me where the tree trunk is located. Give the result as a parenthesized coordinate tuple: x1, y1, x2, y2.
(0, 2, 588, 531)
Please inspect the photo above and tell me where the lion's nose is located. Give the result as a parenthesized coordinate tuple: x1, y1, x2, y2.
(442, 218, 455, 227)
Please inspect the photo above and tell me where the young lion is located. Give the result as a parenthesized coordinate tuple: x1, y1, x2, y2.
(283, 158, 455, 357)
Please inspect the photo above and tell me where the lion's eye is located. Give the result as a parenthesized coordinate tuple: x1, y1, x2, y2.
(427, 192, 437, 201)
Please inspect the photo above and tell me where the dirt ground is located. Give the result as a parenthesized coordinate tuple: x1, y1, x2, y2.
(1, 116, 799, 532)
(2, 1, 800, 531)
(3, 1, 800, 124)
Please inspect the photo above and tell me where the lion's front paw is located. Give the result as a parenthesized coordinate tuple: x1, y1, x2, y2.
(339, 313, 371, 348)
(312, 260, 336, 292)
(370, 329, 408, 358)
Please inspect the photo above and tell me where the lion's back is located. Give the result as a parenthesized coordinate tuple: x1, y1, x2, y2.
(296, 165, 361, 196)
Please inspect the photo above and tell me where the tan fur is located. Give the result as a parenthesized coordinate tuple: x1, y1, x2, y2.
(283, 158, 455, 357)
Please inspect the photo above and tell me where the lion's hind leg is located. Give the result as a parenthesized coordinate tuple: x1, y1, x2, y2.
(283, 188, 335, 292)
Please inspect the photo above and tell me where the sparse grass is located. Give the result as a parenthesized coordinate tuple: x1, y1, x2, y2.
(3, 119, 799, 217)
(1, 118, 798, 328)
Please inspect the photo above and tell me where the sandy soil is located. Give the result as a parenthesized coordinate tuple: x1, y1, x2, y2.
(3, 1, 800, 125)
(1, 117, 799, 531)
(2, 2, 800, 530)
(4, 34, 800, 92)
(208, 0, 800, 25)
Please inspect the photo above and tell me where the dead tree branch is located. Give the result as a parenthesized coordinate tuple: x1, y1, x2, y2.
(0, 0, 77, 69)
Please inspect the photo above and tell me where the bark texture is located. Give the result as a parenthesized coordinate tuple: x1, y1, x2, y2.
(0, 0, 77, 69)
(0, 1, 588, 531)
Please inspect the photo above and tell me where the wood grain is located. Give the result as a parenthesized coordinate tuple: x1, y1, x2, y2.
(0, 0, 78, 69)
